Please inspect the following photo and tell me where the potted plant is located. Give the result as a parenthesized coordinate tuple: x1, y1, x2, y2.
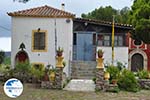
(49, 65, 56, 82)
(104, 71, 110, 80)
(97, 49, 104, 58)
(43, 65, 50, 81)
(112, 79, 118, 85)
(57, 47, 63, 57)
(49, 70, 56, 82)
(106, 65, 120, 85)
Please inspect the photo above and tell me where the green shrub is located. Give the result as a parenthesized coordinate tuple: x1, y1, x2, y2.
(118, 69, 140, 92)
(92, 77, 96, 84)
(4, 57, 11, 65)
(30, 65, 44, 83)
(116, 61, 125, 71)
(137, 70, 150, 79)
(0, 64, 10, 74)
(106, 65, 120, 81)
(13, 61, 31, 83)
(0, 51, 5, 64)
(107, 86, 120, 93)
(15, 61, 31, 72)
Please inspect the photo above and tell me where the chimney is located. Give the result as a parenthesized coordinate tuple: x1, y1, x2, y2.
(61, 3, 65, 11)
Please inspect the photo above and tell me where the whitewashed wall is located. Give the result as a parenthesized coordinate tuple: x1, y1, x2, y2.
(11, 17, 73, 76)
(97, 47, 128, 67)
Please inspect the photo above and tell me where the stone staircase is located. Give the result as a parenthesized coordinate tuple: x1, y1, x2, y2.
(71, 61, 96, 79)
(64, 79, 95, 91)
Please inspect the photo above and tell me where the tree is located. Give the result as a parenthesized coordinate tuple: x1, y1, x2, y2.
(13, 0, 30, 3)
(82, 6, 130, 24)
(82, 6, 118, 22)
(129, 0, 150, 43)
(0, 51, 5, 64)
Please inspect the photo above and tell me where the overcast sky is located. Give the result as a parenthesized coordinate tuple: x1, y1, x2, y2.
(0, 0, 133, 51)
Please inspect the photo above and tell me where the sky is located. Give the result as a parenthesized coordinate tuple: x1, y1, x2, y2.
(0, 0, 133, 51)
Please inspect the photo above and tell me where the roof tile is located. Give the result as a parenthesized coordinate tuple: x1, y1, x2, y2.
(8, 5, 75, 18)
(74, 18, 133, 29)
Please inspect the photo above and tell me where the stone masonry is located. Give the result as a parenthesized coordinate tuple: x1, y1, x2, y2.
(41, 67, 64, 89)
(95, 68, 109, 91)
(138, 79, 150, 89)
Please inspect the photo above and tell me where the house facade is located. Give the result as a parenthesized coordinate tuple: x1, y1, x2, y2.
(8, 5, 75, 76)
(8, 5, 150, 79)
(73, 18, 132, 67)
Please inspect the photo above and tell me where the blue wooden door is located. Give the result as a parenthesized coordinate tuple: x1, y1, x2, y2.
(76, 33, 94, 61)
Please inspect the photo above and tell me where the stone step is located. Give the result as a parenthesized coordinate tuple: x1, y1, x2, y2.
(64, 79, 95, 91)
(71, 61, 96, 79)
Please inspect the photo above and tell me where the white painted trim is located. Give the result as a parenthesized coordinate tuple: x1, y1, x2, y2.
(129, 37, 131, 49)
(133, 40, 143, 48)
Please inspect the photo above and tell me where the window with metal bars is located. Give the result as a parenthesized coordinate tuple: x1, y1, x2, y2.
(32, 30, 47, 52)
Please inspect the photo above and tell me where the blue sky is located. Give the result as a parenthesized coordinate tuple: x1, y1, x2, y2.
(0, 0, 133, 51)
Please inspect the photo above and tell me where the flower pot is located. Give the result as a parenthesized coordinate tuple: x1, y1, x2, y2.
(49, 72, 55, 81)
(44, 73, 49, 81)
(112, 79, 117, 85)
(104, 72, 110, 80)
(147, 73, 150, 79)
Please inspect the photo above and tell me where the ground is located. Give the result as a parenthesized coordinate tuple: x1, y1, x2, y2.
(0, 83, 150, 100)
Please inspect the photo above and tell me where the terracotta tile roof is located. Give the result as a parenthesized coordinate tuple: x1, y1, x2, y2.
(8, 5, 75, 18)
(74, 18, 133, 29)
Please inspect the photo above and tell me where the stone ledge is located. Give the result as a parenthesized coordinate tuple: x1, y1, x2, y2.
(138, 79, 150, 89)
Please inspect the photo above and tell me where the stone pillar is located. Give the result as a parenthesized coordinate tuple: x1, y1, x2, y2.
(96, 68, 105, 90)
(54, 67, 64, 89)
(41, 56, 64, 89)
(95, 58, 109, 91)
(55, 56, 64, 89)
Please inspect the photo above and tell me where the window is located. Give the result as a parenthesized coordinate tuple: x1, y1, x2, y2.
(73, 33, 77, 45)
(114, 36, 123, 46)
(97, 35, 110, 46)
(97, 34, 124, 46)
(93, 33, 96, 45)
(104, 35, 110, 46)
(32, 30, 47, 52)
(134, 39, 142, 46)
(97, 35, 103, 46)
(118, 36, 123, 46)
(114, 36, 118, 46)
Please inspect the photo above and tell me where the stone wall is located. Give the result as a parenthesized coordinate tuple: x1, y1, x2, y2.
(95, 69, 109, 91)
(71, 61, 96, 79)
(41, 67, 64, 89)
(138, 79, 150, 89)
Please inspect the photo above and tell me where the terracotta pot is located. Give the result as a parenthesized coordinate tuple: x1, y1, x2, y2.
(112, 79, 118, 85)
(44, 73, 49, 81)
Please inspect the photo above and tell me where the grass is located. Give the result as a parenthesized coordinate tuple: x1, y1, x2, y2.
(0, 83, 150, 100)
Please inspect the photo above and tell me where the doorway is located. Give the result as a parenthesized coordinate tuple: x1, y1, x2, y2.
(131, 53, 144, 72)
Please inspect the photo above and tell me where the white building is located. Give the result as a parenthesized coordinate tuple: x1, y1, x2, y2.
(8, 5, 75, 76)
